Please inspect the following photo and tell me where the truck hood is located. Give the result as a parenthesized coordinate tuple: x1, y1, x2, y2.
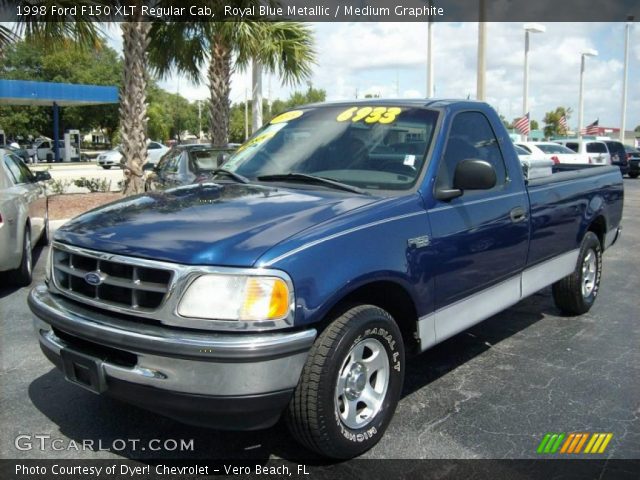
(54, 182, 379, 266)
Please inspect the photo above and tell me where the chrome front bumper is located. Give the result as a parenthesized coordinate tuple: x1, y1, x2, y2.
(29, 285, 315, 398)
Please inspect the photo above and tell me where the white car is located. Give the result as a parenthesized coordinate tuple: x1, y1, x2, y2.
(514, 144, 553, 180)
(97, 141, 169, 170)
(515, 141, 589, 165)
(552, 139, 609, 165)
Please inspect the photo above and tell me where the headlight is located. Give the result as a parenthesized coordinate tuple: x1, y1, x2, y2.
(177, 274, 292, 322)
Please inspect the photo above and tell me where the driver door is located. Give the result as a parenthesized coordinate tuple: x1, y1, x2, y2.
(427, 111, 529, 340)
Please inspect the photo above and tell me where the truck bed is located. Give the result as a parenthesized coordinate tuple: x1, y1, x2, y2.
(525, 164, 623, 267)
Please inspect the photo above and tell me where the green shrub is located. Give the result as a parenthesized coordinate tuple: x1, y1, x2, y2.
(73, 177, 112, 193)
(47, 179, 72, 195)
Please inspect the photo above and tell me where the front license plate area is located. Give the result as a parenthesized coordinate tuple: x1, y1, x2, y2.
(60, 348, 107, 394)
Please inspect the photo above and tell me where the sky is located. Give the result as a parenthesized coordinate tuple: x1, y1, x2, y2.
(105, 22, 640, 132)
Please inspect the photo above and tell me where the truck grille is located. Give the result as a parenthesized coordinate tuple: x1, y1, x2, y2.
(52, 245, 173, 311)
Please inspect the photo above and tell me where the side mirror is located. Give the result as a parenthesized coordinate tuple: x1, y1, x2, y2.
(435, 159, 496, 201)
(34, 171, 51, 182)
(217, 152, 229, 167)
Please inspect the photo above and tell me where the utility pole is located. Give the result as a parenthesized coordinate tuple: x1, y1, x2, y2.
(244, 88, 249, 141)
(620, 18, 633, 142)
(426, 0, 434, 98)
(476, 0, 486, 101)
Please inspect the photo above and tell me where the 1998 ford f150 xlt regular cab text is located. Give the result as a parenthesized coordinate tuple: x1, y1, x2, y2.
(29, 100, 623, 458)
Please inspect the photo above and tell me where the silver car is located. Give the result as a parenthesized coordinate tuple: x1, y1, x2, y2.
(0, 149, 50, 286)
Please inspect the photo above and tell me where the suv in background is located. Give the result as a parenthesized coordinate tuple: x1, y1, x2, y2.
(555, 139, 629, 174)
(603, 140, 629, 176)
(624, 145, 640, 179)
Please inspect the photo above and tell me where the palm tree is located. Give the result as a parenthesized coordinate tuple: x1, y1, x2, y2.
(250, 22, 316, 133)
(148, 21, 315, 146)
(119, 17, 152, 195)
(1, 1, 104, 54)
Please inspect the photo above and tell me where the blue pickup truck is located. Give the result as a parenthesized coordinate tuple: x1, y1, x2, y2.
(29, 100, 623, 459)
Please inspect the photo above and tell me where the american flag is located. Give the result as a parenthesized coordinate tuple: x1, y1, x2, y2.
(559, 115, 568, 132)
(580, 119, 599, 135)
(514, 113, 530, 136)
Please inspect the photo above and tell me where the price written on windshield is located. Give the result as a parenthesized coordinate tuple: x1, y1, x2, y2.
(336, 107, 403, 124)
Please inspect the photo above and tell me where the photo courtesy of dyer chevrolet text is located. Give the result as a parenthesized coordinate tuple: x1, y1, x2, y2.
(15, 464, 309, 477)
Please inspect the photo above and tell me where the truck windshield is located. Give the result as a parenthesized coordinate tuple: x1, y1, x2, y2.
(222, 106, 439, 191)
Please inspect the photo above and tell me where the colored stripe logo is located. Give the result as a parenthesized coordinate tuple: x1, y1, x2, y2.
(537, 433, 612, 454)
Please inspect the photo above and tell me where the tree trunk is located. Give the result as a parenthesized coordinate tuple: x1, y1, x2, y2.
(120, 20, 151, 196)
(251, 58, 263, 134)
(208, 34, 231, 147)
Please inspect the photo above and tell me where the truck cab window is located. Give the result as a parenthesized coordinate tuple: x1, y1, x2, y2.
(437, 111, 508, 193)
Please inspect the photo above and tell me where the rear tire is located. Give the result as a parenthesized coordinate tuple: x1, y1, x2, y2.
(552, 231, 602, 315)
(629, 172, 638, 179)
(286, 304, 404, 459)
(102, 166, 111, 170)
(14, 227, 33, 287)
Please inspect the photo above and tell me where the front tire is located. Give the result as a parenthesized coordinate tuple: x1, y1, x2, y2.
(552, 231, 602, 315)
(14, 227, 33, 286)
(286, 305, 404, 459)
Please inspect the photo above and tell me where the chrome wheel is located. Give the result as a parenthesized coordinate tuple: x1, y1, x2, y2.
(581, 249, 597, 297)
(335, 338, 389, 429)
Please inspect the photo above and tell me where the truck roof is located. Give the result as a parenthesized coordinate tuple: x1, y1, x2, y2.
(302, 98, 488, 110)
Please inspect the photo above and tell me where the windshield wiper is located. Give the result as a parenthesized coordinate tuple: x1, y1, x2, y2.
(257, 173, 368, 195)
(210, 168, 250, 184)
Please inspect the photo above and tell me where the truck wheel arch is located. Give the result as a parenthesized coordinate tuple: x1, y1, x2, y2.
(315, 279, 421, 355)
(586, 215, 606, 248)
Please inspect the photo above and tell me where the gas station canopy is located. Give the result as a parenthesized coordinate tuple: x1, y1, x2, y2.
(0, 79, 118, 162)
(0, 79, 118, 106)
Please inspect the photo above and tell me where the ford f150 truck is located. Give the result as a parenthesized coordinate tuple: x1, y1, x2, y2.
(29, 100, 623, 459)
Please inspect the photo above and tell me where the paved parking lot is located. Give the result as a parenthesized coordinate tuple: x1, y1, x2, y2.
(0, 179, 638, 461)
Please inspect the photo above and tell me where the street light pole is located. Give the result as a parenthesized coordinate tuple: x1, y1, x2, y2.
(522, 23, 545, 140)
(620, 18, 633, 142)
(578, 49, 598, 140)
(427, 20, 434, 98)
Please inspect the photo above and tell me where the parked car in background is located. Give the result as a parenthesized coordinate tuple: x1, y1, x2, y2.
(554, 139, 629, 175)
(0, 149, 50, 286)
(513, 145, 553, 180)
(6, 144, 36, 164)
(32, 139, 78, 163)
(145, 144, 238, 191)
(601, 140, 630, 176)
(625, 145, 640, 179)
(515, 141, 588, 165)
(97, 141, 169, 169)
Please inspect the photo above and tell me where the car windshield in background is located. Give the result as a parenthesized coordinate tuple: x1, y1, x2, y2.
(536, 144, 575, 154)
(190, 149, 218, 171)
(222, 105, 439, 191)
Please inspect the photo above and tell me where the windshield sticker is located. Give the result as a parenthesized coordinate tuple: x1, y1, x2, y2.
(235, 124, 286, 153)
(403, 155, 416, 167)
(336, 106, 402, 124)
(270, 110, 304, 124)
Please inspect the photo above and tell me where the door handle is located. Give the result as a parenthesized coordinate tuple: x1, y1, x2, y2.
(510, 206, 527, 223)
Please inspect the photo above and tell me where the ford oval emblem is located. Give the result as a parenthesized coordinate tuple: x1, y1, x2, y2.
(84, 271, 105, 286)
